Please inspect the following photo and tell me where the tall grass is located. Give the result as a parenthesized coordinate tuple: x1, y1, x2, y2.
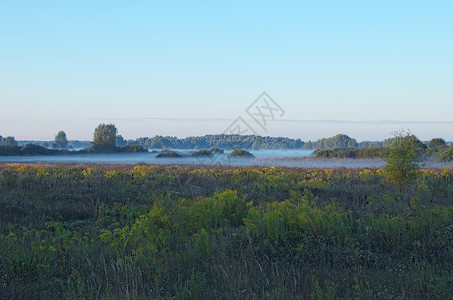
(0, 164, 452, 298)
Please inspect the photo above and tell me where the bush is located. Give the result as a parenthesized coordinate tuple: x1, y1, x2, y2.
(228, 149, 254, 158)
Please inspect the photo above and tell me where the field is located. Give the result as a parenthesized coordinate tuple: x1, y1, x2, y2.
(1, 163, 453, 299)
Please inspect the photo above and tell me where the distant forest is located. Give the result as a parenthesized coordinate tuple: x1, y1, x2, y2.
(6, 133, 451, 150)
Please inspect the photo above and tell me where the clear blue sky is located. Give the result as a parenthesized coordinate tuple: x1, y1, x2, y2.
(1, 1, 452, 141)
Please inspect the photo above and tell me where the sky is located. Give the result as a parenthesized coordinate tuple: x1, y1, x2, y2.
(1, 1, 452, 141)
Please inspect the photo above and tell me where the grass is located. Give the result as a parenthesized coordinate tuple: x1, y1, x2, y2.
(0, 163, 452, 299)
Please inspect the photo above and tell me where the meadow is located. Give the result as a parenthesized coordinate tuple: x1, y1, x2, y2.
(1, 163, 452, 299)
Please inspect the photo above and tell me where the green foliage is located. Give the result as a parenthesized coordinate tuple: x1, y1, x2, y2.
(1, 164, 453, 298)
(315, 148, 357, 158)
(136, 134, 304, 149)
(384, 132, 421, 187)
(385, 134, 427, 155)
(438, 146, 453, 162)
(85, 124, 144, 153)
(303, 134, 359, 149)
(91, 123, 118, 152)
(356, 146, 389, 158)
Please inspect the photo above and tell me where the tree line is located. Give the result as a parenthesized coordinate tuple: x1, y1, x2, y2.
(134, 134, 305, 149)
(1, 125, 452, 159)
(0, 124, 146, 155)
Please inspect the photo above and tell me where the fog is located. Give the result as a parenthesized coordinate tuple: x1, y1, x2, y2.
(1, 149, 453, 169)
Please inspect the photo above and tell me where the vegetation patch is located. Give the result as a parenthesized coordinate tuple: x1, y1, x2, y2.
(156, 150, 183, 158)
(192, 149, 213, 157)
(0, 164, 453, 298)
(228, 149, 255, 158)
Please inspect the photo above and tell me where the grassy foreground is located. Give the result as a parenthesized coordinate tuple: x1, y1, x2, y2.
(1, 164, 453, 299)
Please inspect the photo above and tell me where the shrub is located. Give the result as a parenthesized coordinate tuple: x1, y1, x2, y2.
(228, 149, 254, 158)
(383, 131, 421, 187)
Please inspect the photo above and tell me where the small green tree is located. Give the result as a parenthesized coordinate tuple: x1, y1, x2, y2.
(383, 130, 420, 187)
(91, 123, 118, 152)
(54, 130, 68, 149)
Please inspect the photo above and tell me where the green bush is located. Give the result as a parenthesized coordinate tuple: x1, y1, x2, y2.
(384, 132, 421, 187)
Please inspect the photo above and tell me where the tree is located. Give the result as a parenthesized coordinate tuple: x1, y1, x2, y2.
(429, 138, 446, 149)
(383, 130, 420, 187)
(116, 135, 127, 147)
(306, 134, 359, 149)
(54, 131, 68, 149)
(438, 146, 453, 162)
(91, 123, 118, 151)
(0, 136, 18, 146)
